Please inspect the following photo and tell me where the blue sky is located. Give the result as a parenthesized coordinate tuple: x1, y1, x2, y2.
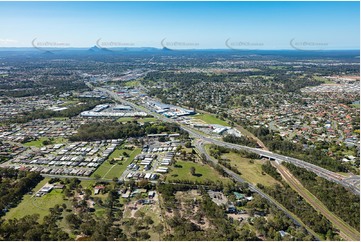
(0, 1, 359, 49)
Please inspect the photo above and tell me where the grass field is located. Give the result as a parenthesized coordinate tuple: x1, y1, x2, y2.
(4, 178, 68, 222)
(124, 80, 140, 87)
(80, 180, 96, 189)
(222, 152, 280, 187)
(192, 113, 229, 126)
(51, 117, 69, 121)
(23, 137, 67, 147)
(166, 160, 230, 184)
(91, 147, 142, 179)
(313, 75, 333, 84)
(117, 117, 157, 123)
(59, 100, 79, 107)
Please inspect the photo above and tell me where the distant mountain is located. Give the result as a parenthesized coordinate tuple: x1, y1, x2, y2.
(88, 46, 161, 52)
(43, 50, 55, 55)
(162, 47, 173, 51)
(88, 45, 111, 52)
(111, 47, 159, 52)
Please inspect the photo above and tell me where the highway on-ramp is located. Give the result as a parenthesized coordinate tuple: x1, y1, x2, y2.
(194, 140, 322, 241)
(94, 84, 359, 196)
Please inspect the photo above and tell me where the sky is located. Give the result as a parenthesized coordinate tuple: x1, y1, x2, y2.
(0, 1, 359, 50)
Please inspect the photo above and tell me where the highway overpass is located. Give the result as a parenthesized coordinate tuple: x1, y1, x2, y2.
(93, 84, 360, 195)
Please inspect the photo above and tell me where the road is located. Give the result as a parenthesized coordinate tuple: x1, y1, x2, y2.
(87, 83, 361, 240)
(194, 140, 322, 241)
(181, 125, 360, 195)
(273, 161, 360, 241)
(93, 84, 359, 196)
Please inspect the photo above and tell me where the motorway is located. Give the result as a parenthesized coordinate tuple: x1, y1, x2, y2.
(89, 84, 361, 240)
(95, 84, 324, 239)
(186, 131, 360, 196)
(273, 161, 360, 241)
(94, 84, 360, 196)
(194, 140, 322, 241)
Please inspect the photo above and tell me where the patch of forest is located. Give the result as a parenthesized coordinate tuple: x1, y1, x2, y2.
(69, 121, 189, 141)
(8, 99, 108, 123)
(0, 168, 43, 217)
(250, 127, 355, 173)
(284, 162, 360, 230)
(260, 163, 339, 240)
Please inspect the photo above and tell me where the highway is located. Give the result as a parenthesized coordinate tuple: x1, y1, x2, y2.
(186, 132, 360, 195)
(194, 140, 322, 241)
(87, 84, 361, 240)
(93, 84, 359, 195)
(273, 161, 360, 241)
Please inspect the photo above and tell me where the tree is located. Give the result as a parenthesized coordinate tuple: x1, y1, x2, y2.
(190, 167, 196, 176)
(144, 216, 154, 227)
(201, 153, 207, 163)
(94, 174, 101, 180)
(65, 214, 82, 229)
(42, 139, 51, 146)
(153, 224, 164, 239)
(63, 188, 73, 198)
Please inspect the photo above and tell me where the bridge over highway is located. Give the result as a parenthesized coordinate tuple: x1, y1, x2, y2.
(181, 125, 360, 195)
(92, 84, 360, 195)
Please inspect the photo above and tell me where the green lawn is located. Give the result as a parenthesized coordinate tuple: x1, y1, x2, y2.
(80, 180, 96, 189)
(91, 147, 141, 179)
(124, 80, 140, 87)
(222, 152, 280, 187)
(51, 117, 69, 121)
(23, 137, 67, 148)
(107, 148, 142, 178)
(4, 178, 67, 222)
(313, 75, 333, 84)
(117, 117, 157, 123)
(23, 137, 49, 147)
(192, 113, 229, 126)
(165, 160, 230, 184)
(59, 100, 79, 107)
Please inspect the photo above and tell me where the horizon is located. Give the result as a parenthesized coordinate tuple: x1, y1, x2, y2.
(0, 1, 359, 50)
(0, 46, 360, 51)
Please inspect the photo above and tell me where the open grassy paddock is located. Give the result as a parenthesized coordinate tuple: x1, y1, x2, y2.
(192, 113, 229, 126)
(313, 75, 333, 84)
(91, 147, 142, 179)
(222, 152, 280, 187)
(23, 137, 67, 148)
(4, 178, 69, 222)
(165, 160, 230, 184)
